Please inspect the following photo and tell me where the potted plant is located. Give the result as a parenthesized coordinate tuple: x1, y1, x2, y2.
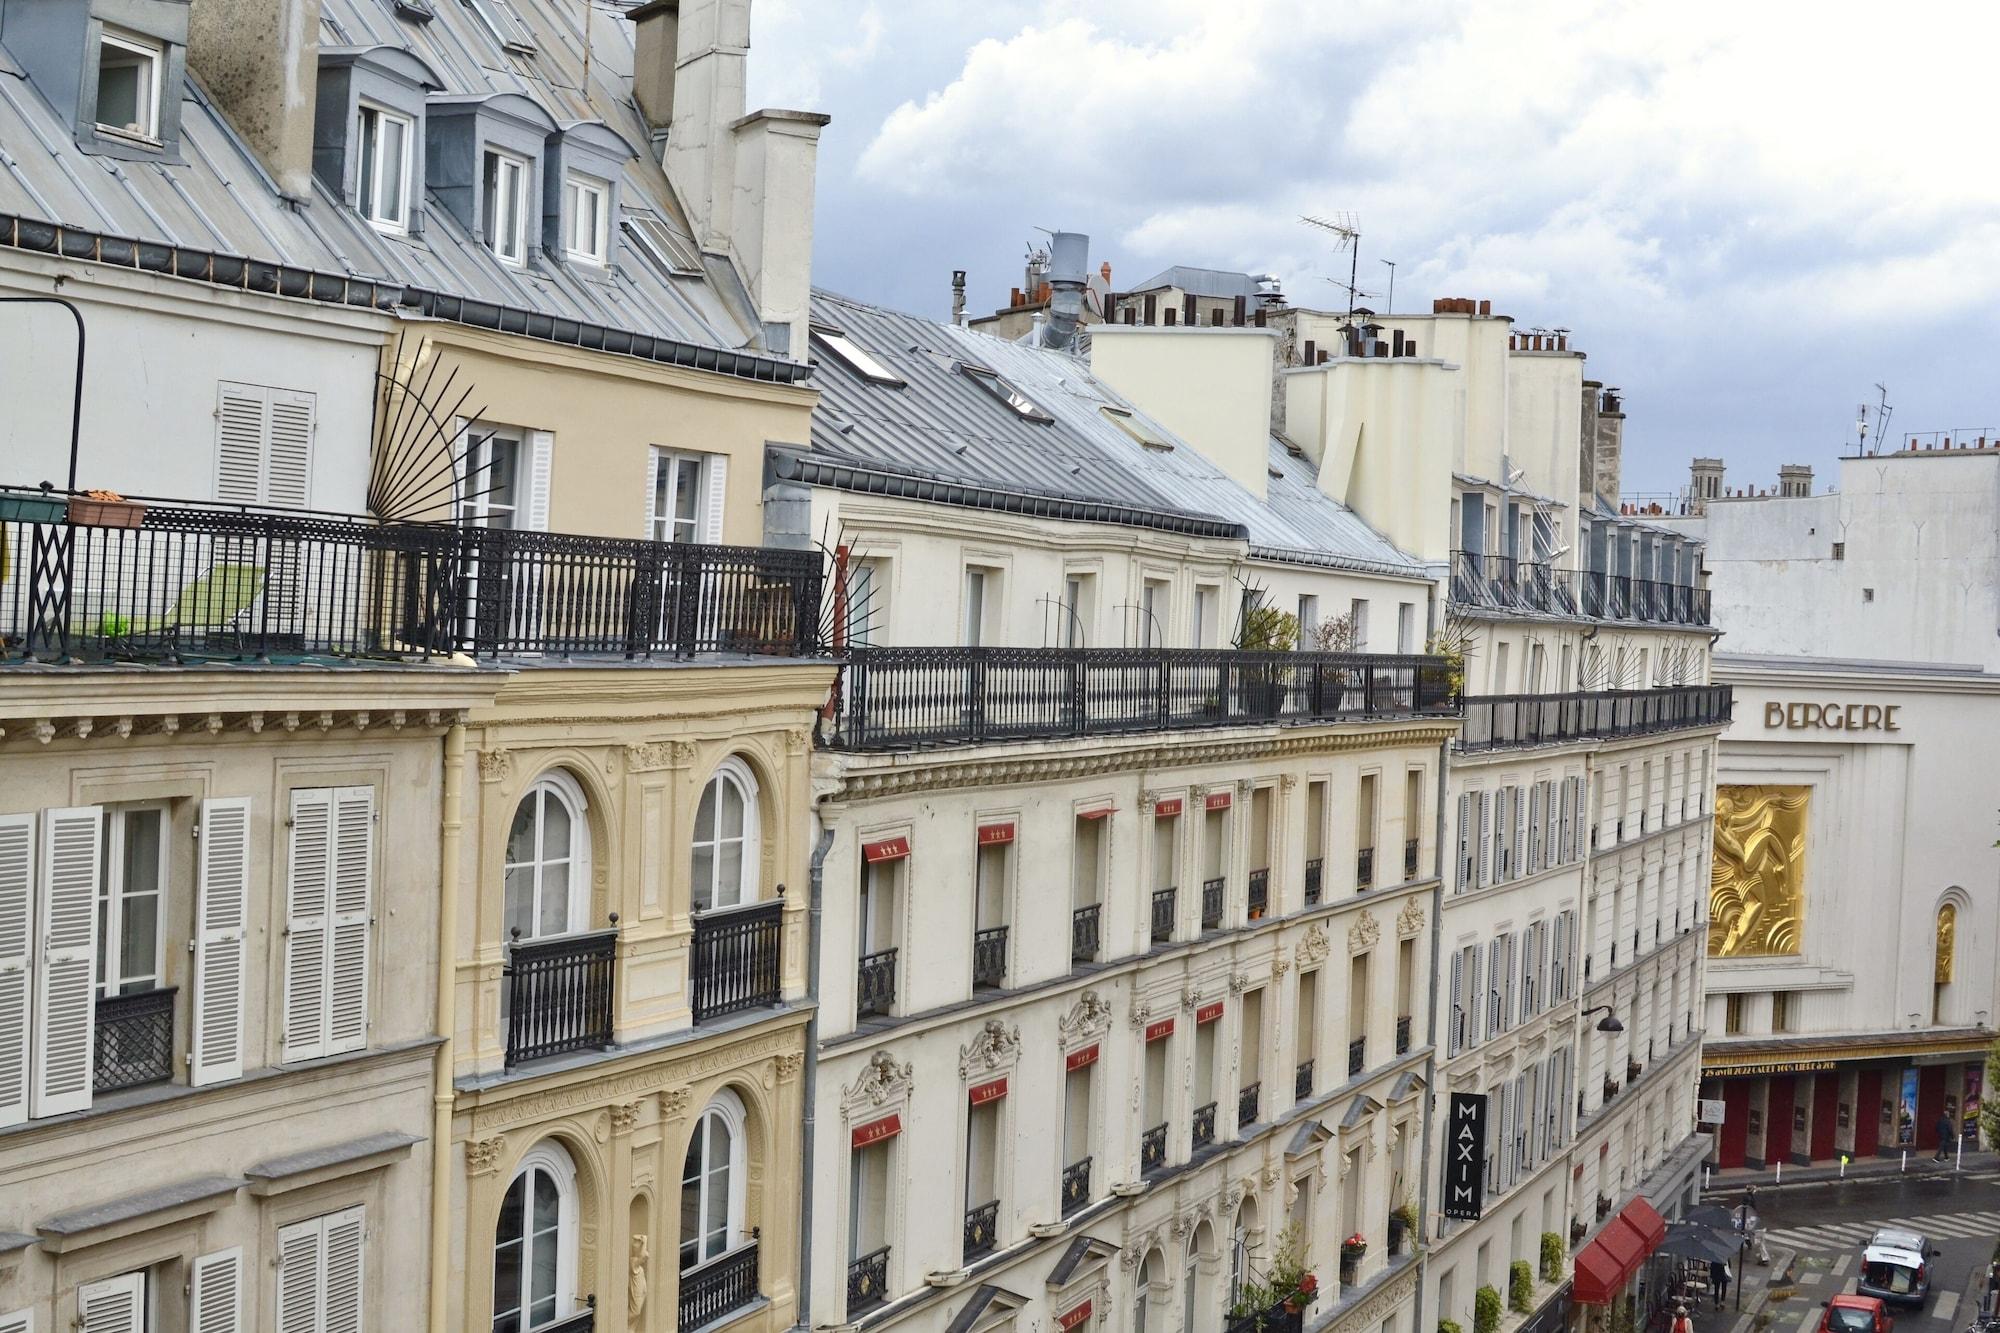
(1540, 1232, 1565, 1283)
(1440, 1322, 1464, 1333)
(1569, 1219, 1587, 1246)
(1509, 1260, 1535, 1313)
(68, 488, 145, 528)
(1339, 1232, 1367, 1284)
(0, 483, 68, 524)
(1389, 1199, 1419, 1253)
(1235, 601, 1300, 718)
(1474, 1284, 1502, 1333)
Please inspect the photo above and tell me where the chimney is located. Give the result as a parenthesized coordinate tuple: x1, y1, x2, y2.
(1778, 464, 1812, 498)
(1041, 232, 1089, 349)
(186, 0, 322, 198)
(951, 270, 967, 326)
(1689, 457, 1726, 515)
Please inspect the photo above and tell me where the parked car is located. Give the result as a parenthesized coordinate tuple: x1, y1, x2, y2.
(1820, 1293, 1893, 1333)
(1858, 1230, 1940, 1307)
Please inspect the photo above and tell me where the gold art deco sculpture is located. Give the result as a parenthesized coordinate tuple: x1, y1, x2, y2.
(1709, 785, 1809, 957)
(1936, 903, 1956, 983)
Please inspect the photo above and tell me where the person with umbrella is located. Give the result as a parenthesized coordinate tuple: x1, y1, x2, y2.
(1710, 1259, 1730, 1310)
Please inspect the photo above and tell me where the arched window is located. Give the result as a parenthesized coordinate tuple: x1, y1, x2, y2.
(681, 1090, 748, 1270)
(1135, 1250, 1162, 1333)
(506, 773, 591, 939)
(692, 758, 761, 913)
(493, 1141, 579, 1332)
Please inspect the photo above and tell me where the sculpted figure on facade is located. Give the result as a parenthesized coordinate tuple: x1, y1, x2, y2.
(959, 1019, 1022, 1077)
(843, 1049, 914, 1118)
(1396, 897, 1425, 937)
(1348, 909, 1380, 953)
(1709, 784, 1808, 957)
(1060, 989, 1113, 1048)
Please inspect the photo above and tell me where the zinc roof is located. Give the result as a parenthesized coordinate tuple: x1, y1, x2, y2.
(1126, 264, 1264, 300)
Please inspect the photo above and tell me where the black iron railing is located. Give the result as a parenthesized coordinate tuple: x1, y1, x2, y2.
(1140, 1123, 1168, 1174)
(1304, 858, 1323, 905)
(1238, 1082, 1261, 1127)
(504, 929, 617, 1066)
(1201, 877, 1225, 931)
(1449, 551, 1711, 627)
(857, 948, 898, 1018)
(972, 925, 1009, 988)
(1247, 868, 1269, 918)
(679, 1241, 759, 1332)
(1348, 1037, 1366, 1078)
(1295, 1059, 1314, 1101)
(1225, 1302, 1304, 1333)
(847, 1247, 891, 1316)
(1455, 686, 1735, 752)
(1404, 838, 1419, 881)
(963, 1200, 999, 1261)
(1356, 846, 1374, 890)
(822, 647, 1457, 749)
(1071, 905, 1101, 963)
(540, 1305, 597, 1333)
(690, 900, 783, 1023)
(93, 987, 175, 1091)
(1191, 1101, 1217, 1151)
(1061, 1157, 1092, 1215)
(0, 490, 825, 664)
(1396, 1015, 1412, 1054)
(1151, 888, 1176, 944)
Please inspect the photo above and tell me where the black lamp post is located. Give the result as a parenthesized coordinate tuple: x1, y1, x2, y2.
(1582, 1005, 1625, 1033)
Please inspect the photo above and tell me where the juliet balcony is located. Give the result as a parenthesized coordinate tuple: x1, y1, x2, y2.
(820, 647, 1457, 751)
(1455, 685, 1734, 753)
(1450, 551, 1711, 627)
(0, 487, 825, 665)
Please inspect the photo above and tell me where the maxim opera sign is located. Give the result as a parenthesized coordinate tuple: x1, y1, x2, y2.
(1442, 1092, 1487, 1221)
(1763, 701, 1902, 733)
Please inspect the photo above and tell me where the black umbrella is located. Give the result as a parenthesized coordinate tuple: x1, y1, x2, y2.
(1658, 1221, 1742, 1264)
(1681, 1204, 1737, 1231)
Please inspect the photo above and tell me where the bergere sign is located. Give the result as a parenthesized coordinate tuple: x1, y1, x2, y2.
(1443, 1092, 1488, 1220)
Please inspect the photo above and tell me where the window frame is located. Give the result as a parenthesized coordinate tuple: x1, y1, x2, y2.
(647, 447, 710, 544)
(461, 427, 524, 528)
(483, 147, 532, 266)
(681, 1090, 750, 1272)
(691, 758, 761, 914)
(94, 28, 163, 143)
(959, 363, 1054, 424)
(494, 1141, 580, 1332)
(356, 103, 415, 234)
(96, 802, 168, 998)
(812, 326, 906, 387)
(503, 773, 592, 942)
(563, 173, 610, 264)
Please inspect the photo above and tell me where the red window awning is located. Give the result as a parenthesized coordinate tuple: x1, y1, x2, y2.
(1618, 1197, 1667, 1251)
(1572, 1215, 1646, 1305)
(863, 836, 910, 862)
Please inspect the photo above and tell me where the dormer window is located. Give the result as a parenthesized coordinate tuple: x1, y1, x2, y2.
(482, 149, 529, 265)
(95, 30, 162, 141)
(356, 106, 413, 232)
(562, 174, 608, 265)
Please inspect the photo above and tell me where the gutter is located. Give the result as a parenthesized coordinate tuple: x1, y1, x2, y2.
(428, 719, 467, 1333)
(794, 825, 836, 1333)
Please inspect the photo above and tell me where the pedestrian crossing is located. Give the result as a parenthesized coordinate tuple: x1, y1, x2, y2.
(1761, 1209, 2000, 1253)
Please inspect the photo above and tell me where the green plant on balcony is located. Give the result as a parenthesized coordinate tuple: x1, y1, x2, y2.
(1509, 1260, 1534, 1313)
(1539, 1232, 1564, 1283)
(1425, 610, 1476, 695)
(1309, 609, 1362, 653)
(1238, 602, 1301, 652)
(1474, 1284, 1502, 1333)
(1440, 1321, 1464, 1333)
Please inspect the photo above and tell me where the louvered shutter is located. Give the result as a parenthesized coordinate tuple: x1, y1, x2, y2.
(1527, 785, 1540, 872)
(1501, 933, 1516, 1030)
(216, 382, 267, 505)
(642, 447, 661, 539)
(525, 430, 553, 531)
(702, 452, 729, 543)
(191, 1247, 244, 1333)
(276, 1215, 324, 1333)
(0, 813, 33, 1128)
(1455, 794, 1471, 893)
(1484, 940, 1500, 1039)
(265, 390, 315, 508)
(78, 1271, 144, 1332)
(192, 798, 251, 1086)
(283, 789, 333, 1062)
(1448, 950, 1463, 1055)
(322, 1206, 366, 1333)
(1512, 788, 1526, 879)
(1467, 946, 1481, 1049)
(32, 806, 99, 1118)
(327, 788, 374, 1055)
(1475, 792, 1489, 887)
(0, 1306, 30, 1333)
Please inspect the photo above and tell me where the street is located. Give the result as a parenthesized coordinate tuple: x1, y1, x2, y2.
(1704, 1172, 2000, 1333)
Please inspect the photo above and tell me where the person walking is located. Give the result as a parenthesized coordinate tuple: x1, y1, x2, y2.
(1672, 1303, 1695, 1333)
(1710, 1259, 1731, 1310)
(1935, 1113, 1955, 1162)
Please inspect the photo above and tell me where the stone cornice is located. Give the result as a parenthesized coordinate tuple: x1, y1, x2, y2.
(478, 660, 837, 725)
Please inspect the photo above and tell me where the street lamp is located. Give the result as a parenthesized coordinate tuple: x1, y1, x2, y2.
(1581, 1005, 1625, 1033)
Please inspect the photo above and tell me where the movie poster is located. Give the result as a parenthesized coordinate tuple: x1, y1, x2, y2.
(1966, 1067, 1984, 1138)
(1897, 1069, 1919, 1145)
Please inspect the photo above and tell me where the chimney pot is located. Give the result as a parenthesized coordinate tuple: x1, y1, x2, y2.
(1303, 339, 1316, 364)
(1479, 299, 1491, 317)
(1165, 308, 1178, 327)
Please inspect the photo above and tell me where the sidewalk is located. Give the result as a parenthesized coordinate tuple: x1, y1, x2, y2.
(1685, 1243, 1796, 1333)
(1703, 1147, 1999, 1194)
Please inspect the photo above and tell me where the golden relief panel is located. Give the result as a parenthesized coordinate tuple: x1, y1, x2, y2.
(1709, 784, 1809, 957)
(1936, 904, 1956, 983)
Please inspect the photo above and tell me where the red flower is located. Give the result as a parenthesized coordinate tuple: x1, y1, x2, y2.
(1299, 1274, 1320, 1295)
(1344, 1233, 1367, 1248)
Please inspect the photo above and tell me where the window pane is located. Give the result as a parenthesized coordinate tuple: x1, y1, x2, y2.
(483, 154, 502, 251)
(715, 842, 742, 907)
(96, 42, 149, 133)
(719, 782, 745, 839)
(507, 798, 538, 865)
(672, 459, 703, 534)
(120, 893, 158, 992)
(358, 109, 379, 217)
(542, 798, 571, 860)
(380, 115, 407, 222)
(504, 865, 535, 939)
(694, 783, 718, 844)
(532, 1171, 561, 1235)
(691, 846, 714, 914)
(537, 863, 570, 936)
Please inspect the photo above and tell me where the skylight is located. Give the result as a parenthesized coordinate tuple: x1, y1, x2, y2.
(813, 326, 905, 387)
(960, 364, 1052, 424)
(1101, 406, 1173, 451)
(462, 0, 536, 55)
(622, 214, 704, 276)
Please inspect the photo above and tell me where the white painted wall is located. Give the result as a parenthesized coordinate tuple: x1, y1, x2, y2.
(1088, 326, 1282, 501)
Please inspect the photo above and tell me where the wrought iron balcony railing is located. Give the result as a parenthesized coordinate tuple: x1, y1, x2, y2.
(1071, 904, 1101, 964)
(94, 987, 175, 1091)
(821, 647, 1457, 750)
(1304, 857, 1323, 905)
(1200, 877, 1225, 931)
(972, 925, 1009, 989)
(847, 1246, 891, 1316)
(1456, 685, 1734, 752)
(1404, 838, 1420, 881)
(1396, 1015, 1412, 1055)
(0, 489, 825, 665)
(1449, 551, 1711, 627)
(1356, 846, 1374, 890)
(504, 929, 617, 1066)
(1295, 1059, 1314, 1101)
(963, 1200, 999, 1261)
(1150, 888, 1176, 945)
(679, 1241, 759, 1332)
(1247, 868, 1269, 919)
(1191, 1100, 1217, 1152)
(538, 1304, 597, 1333)
(1061, 1157, 1092, 1215)
(1238, 1082, 1261, 1127)
(857, 948, 898, 1018)
(1140, 1123, 1168, 1174)
(690, 900, 783, 1023)
(1348, 1036, 1366, 1078)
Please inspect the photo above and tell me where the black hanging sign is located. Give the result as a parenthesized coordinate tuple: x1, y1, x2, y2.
(1443, 1091, 1488, 1220)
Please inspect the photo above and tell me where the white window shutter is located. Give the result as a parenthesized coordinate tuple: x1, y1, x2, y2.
(322, 1206, 366, 1333)
(642, 447, 662, 539)
(77, 1272, 144, 1333)
(32, 806, 100, 1118)
(193, 798, 252, 1086)
(1467, 946, 1480, 1049)
(702, 452, 729, 544)
(1454, 794, 1470, 893)
(1475, 792, 1489, 888)
(283, 789, 334, 1062)
(525, 430, 554, 531)
(0, 813, 33, 1129)
(327, 788, 374, 1055)
(216, 381, 268, 505)
(190, 1247, 244, 1333)
(0, 1306, 30, 1333)
(1448, 950, 1463, 1055)
(276, 1215, 324, 1333)
(265, 390, 316, 509)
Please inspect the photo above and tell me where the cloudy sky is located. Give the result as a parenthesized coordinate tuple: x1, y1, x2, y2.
(746, 0, 2000, 494)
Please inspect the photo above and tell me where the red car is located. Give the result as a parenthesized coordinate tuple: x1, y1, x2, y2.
(1820, 1294, 1893, 1333)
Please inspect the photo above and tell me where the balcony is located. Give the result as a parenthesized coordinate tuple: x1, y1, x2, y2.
(963, 1200, 999, 1262)
(1449, 551, 1711, 627)
(1200, 877, 1225, 931)
(690, 900, 783, 1023)
(1071, 905, 1102, 963)
(1356, 846, 1374, 890)
(1295, 1059, 1314, 1101)
(1455, 686, 1735, 752)
(1348, 1037, 1366, 1078)
(1395, 1015, 1412, 1055)
(856, 948, 898, 1018)
(94, 987, 175, 1092)
(1403, 838, 1419, 881)
(821, 647, 1457, 750)
(504, 929, 617, 1067)
(679, 1241, 759, 1332)
(1061, 1157, 1092, 1216)
(1304, 858, 1323, 905)
(540, 1306, 597, 1333)
(972, 925, 1009, 988)
(0, 489, 826, 665)
(1150, 888, 1176, 945)
(1247, 868, 1269, 919)
(1140, 1123, 1168, 1175)
(1238, 1082, 1261, 1127)
(1191, 1100, 1217, 1152)
(848, 1246, 891, 1316)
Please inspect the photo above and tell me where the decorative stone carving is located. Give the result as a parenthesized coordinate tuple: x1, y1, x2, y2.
(670, 739, 698, 767)
(659, 1088, 692, 1120)
(1138, 792, 1159, 815)
(478, 748, 513, 783)
(1228, 972, 1248, 994)
(1279, 774, 1298, 794)
(959, 1020, 1022, 1078)
(467, 1137, 506, 1174)
(786, 728, 809, 755)
(1296, 923, 1330, 967)
(1396, 898, 1426, 937)
(1272, 956, 1291, 980)
(776, 1052, 805, 1080)
(842, 1049, 914, 1120)
(1261, 1164, 1281, 1190)
(1128, 1000, 1152, 1029)
(610, 1101, 642, 1134)
(1181, 985, 1201, 1012)
(1348, 910, 1380, 954)
(1059, 990, 1113, 1049)
(1220, 1181, 1246, 1215)
(624, 741, 675, 772)
(629, 1235, 650, 1325)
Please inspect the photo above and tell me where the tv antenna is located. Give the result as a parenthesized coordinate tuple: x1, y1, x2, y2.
(1857, 383, 1892, 455)
(1380, 259, 1397, 315)
(1300, 213, 1362, 317)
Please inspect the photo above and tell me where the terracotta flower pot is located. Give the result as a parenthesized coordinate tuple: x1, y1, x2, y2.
(68, 497, 145, 528)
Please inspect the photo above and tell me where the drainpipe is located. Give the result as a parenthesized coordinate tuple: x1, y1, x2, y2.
(429, 718, 467, 1333)
(794, 825, 836, 1333)
(1413, 732, 1450, 1333)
